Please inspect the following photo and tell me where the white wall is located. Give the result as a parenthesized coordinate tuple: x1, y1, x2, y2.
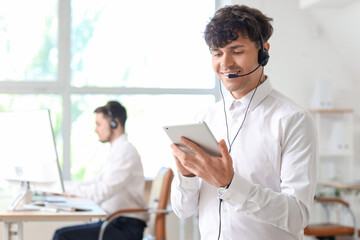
(219, 0, 360, 234)
(308, 1, 360, 170)
(220, 0, 360, 174)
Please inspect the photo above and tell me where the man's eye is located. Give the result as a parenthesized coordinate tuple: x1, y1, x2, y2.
(212, 52, 221, 57)
(234, 51, 243, 55)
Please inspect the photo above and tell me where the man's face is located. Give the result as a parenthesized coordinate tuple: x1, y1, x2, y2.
(94, 112, 112, 143)
(211, 36, 263, 99)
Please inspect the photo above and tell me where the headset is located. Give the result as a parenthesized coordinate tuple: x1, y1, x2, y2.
(228, 34, 269, 79)
(258, 34, 270, 67)
(228, 33, 270, 78)
(105, 105, 118, 129)
(221, 33, 269, 152)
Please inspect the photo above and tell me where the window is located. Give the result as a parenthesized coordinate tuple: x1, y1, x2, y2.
(0, 0, 217, 180)
(0, 0, 58, 81)
(71, 0, 215, 89)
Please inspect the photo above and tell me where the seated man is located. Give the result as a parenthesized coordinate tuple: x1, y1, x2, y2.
(53, 100, 148, 240)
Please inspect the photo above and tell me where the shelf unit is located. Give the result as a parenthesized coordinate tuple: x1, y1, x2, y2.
(310, 109, 354, 182)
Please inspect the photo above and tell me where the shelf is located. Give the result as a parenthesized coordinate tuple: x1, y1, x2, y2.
(318, 180, 360, 190)
(310, 108, 354, 181)
(310, 109, 353, 114)
(319, 153, 353, 158)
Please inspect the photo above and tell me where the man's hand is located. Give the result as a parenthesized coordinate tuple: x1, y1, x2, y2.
(173, 155, 196, 177)
(171, 137, 234, 188)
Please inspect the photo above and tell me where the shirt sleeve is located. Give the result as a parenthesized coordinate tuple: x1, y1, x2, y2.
(171, 171, 200, 219)
(66, 143, 138, 204)
(219, 111, 318, 234)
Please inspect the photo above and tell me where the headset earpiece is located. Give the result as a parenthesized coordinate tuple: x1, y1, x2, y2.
(106, 106, 118, 129)
(258, 34, 270, 67)
(109, 119, 117, 129)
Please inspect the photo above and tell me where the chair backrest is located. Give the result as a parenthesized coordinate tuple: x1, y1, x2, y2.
(145, 167, 174, 240)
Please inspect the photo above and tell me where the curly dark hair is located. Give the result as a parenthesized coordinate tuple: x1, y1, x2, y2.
(204, 5, 273, 49)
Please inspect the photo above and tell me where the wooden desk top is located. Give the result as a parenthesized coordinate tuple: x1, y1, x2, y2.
(0, 197, 107, 221)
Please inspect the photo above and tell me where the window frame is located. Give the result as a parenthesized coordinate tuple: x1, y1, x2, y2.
(0, 0, 220, 179)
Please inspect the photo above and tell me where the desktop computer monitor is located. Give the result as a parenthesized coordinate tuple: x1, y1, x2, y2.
(0, 109, 65, 211)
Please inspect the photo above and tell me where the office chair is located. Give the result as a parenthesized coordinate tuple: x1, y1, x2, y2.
(304, 196, 360, 240)
(98, 167, 174, 240)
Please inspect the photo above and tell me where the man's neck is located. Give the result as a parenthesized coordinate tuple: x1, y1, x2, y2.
(230, 75, 267, 99)
(109, 131, 124, 144)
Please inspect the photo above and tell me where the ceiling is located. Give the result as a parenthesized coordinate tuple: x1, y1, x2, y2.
(299, 0, 358, 9)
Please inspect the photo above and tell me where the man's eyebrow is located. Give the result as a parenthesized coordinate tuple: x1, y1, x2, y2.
(210, 45, 246, 52)
(229, 44, 246, 49)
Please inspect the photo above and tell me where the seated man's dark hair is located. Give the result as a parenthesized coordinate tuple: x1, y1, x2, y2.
(94, 101, 127, 129)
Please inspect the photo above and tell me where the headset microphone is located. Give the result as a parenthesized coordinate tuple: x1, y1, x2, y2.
(228, 64, 261, 78)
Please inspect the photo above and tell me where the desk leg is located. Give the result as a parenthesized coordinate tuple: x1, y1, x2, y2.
(3, 222, 10, 240)
(3, 222, 24, 240)
(17, 222, 24, 240)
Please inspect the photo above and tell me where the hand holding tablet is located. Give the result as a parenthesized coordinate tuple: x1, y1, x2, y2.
(163, 121, 221, 157)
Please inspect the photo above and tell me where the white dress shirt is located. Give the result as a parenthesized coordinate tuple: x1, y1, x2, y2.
(171, 79, 317, 239)
(67, 134, 148, 222)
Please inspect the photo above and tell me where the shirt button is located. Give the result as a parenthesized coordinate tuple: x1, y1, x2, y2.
(223, 209, 228, 213)
(233, 119, 238, 123)
(246, 211, 250, 215)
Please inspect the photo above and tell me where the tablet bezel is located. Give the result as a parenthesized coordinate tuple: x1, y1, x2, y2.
(163, 121, 221, 157)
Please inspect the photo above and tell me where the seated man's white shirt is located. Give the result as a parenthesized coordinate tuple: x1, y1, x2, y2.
(171, 79, 317, 240)
(66, 134, 148, 222)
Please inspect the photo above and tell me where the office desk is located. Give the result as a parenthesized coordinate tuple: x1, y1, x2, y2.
(0, 198, 107, 240)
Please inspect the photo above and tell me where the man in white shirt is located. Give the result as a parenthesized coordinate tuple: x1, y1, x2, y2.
(170, 5, 317, 240)
(53, 101, 148, 240)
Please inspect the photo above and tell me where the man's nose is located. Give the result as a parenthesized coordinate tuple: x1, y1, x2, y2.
(220, 53, 234, 68)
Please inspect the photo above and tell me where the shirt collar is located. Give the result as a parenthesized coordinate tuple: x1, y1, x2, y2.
(224, 78, 273, 112)
(111, 133, 127, 146)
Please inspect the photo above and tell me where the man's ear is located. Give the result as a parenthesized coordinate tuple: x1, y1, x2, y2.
(264, 42, 270, 51)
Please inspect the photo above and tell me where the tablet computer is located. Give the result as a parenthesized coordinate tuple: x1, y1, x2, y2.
(163, 121, 221, 157)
